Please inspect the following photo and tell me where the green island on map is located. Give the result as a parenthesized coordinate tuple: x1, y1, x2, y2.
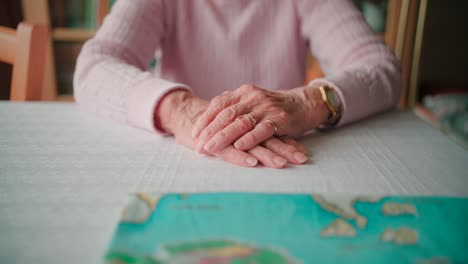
(312, 194, 418, 244)
(104, 193, 466, 264)
(106, 239, 294, 264)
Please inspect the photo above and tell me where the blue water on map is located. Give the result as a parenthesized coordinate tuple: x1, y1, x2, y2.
(108, 193, 468, 263)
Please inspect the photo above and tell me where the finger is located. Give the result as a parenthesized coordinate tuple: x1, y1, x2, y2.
(262, 137, 308, 164)
(215, 146, 258, 167)
(203, 114, 257, 153)
(248, 145, 288, 169)
(195, 104, 247, 153)
(233, 120, 276, 151)
(192, 93, 238, 139)
(280, 137, 308, 155)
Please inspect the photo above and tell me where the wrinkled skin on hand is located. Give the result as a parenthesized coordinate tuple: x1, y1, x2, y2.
(156, 90, 310, 168)
(191, 84, 328, 159)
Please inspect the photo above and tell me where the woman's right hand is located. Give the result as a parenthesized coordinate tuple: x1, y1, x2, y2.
(156, 90, 308, 168)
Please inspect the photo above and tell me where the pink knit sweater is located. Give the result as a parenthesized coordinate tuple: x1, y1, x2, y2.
(74, 0, 401, 134)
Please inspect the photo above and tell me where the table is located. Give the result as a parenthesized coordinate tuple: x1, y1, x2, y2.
(0, 102, 467, 263)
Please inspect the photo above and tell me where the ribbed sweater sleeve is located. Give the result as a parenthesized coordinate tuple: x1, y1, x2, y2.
(297, 0, 402, 125)
(73, 0, 190, 134)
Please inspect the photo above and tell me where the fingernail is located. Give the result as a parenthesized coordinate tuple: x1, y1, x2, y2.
(191, 128, 199, 139)
(273, 156, 287, 166)
(293, 152, 307, 163)
(204, 141, 216, 152)
(195, 141, 205, 153)
(234, 140, 244, 149)
(246, 157, 258, 167)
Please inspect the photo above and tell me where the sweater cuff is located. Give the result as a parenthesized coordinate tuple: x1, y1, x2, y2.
(127, 78, 191, 134)
(309, 71, 368, 127)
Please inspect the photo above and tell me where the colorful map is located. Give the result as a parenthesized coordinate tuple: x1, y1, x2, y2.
(104, 193, 468, 263)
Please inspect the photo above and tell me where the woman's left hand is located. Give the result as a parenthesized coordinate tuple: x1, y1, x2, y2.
(191, 84, 329, 155)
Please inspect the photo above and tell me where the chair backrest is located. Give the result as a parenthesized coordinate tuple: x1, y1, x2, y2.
(0, 22, 48, 101)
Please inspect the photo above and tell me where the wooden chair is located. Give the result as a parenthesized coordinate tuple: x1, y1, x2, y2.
(0, 22, 48, 101)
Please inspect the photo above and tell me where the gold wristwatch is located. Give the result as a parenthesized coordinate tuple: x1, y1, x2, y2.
(318, 86, 342, 126)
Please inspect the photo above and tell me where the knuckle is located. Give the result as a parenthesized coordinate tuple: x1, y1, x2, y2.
(240, 84, 255, 93)
(276, 110, 289, 122)
(284, 145, 297, 154)
(261, 121, 273, 130)
(218, 131, 229, 140)
(225, 150, 242, 162)
(211, 96, 226, 108)
(220, 107, 236, 119)
(205, 129, 216, 138)
(276, 146, 290, 156)
(237, 117, 252, 130)
(252, 90, 266, 100)
(251, 90, 268, 100)
(247, 133, 260, 145)
(263, 98, 276, 108)
(264, 139, 287, 154)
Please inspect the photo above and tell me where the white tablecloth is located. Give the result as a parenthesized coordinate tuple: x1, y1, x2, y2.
(0, 102, 467, 263)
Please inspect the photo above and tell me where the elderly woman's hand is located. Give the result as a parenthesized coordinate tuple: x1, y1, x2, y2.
(157, 90, 310, 168)
(191, 85, 329, 162)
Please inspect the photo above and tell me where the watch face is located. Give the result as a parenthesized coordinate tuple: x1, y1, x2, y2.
(327, 89, 340, 108)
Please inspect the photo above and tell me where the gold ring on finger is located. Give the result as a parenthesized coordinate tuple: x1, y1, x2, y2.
(264, 119, 278, 134)
(245, 113, 257, 126)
